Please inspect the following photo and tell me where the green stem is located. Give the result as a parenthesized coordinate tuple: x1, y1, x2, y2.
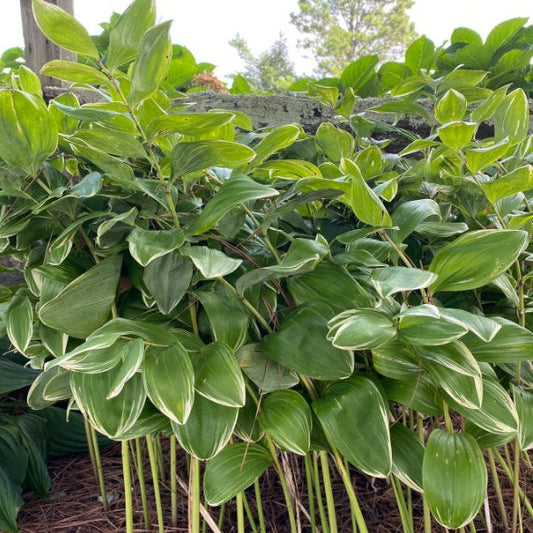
(89, 424, 107, 511)
(391, 475, 414, 533)
(487, 448, 509, 530)
(304, 454, 317, 533)
(190, 456, 201, 533)
(313, 452, 329, 533)
(135, 438, 151, 532)
(320, 451, 338, 533)
(512, 437, 522, 533)
(417, 414, 432, 533)
(217, 503, 226, 530)
(442, 401, 454, 433)
(242, 491, 259, 533)
(146, 435, 165, 533)
(236, 492, 245, 533)
(170, 435, 178, 528)
(84, 418, 97, 478)
(241, 204, 282, 264)
(254, 479, 267, 533)
(122, 440, 134, 533)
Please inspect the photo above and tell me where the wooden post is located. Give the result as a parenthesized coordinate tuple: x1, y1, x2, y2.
(20, 0, 76, 87)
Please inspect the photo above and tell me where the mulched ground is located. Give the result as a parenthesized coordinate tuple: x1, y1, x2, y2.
(15, 439, 533, 533)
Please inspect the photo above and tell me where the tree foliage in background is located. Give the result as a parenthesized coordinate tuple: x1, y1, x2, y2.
(290, 0, 416, 76)
(229, 33, 296, 92)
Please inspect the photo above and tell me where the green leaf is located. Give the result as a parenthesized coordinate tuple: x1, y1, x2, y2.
(51, 100, 125, 121)
(253, 125, 301, 165)
(204, 443, 272, 506)
(471, 85, 509, 124)
(171, 140, 256, 178)
(369, 99, 431, 122)
(107, 338, 145, 399)
(0, 358, 38, 394)
(187, 174, 278, 235)
(485, 17, 528, 53)
(128, 21, 172, 104)
(315, 123, 354, 163)
(195, 284, 250, 349)
(27, 366, 68, 410)
(6, 294, 33, 354)
(72, 129, 146, 159)
(236, 343, 299, 393)
(398, 312, 468, 346)
(390, 199, 441, 243)
(423, 429, 487, 529)
(314, 375, 391, 477)
(147, 112, 236, 139)
(494, 89, 530, 144)
(340, 55, 378, 92)
(0, 465, 23, 533)
(465, 137, 511, 174)
(193, 342, 245, 407)
(328, 309, 396, 350)
(184, 246, 242, 279)
(41, 60, 109, 85)
(435, 89, 467, 124)
(69, 171, 103, 198)
(405, 36, 435, 73)
(142, 343, 194, 424)
(372, 340, 420, 380)
(143, 252, 192, 315)
(512, 385, 533, 450)
(258, 389, 312, 455)
(18, 65, 41, 95)
(308, 81, 339, 107)
(437, 121, 476, 151)
(263, 303, 354, 380)
(71, 369, 146, 439)
(390, 424, 424, 492)
(38, 255, 122, 339)
(451, 27, 483, 46)
(106, 0, 156, 70)
(0, 90, 58, 174)
(437, 308, 501, 342)
(383, 374, 442, 417)
(480, 165, 533, 204)
(429, 230, 528, 292)
(32, 0, 99, 58)
(172, 394, 238, 460)
(370, 267, 437, 298)
(127, 228, 184, 266)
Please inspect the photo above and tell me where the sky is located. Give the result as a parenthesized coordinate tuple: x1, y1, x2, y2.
(2, 0, 532, 81)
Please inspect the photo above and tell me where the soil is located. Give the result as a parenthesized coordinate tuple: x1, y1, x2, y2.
(15, 439, 533, 533)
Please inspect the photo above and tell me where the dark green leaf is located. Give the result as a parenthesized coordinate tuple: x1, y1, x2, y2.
(390, 424, 424, 492)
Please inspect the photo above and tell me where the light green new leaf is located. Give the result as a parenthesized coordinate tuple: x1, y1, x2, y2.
(38, 255, 122, 339)
(263, 304, 354, 380)
(464, 137, 511, 174)
(41, 60, 109, 85)
(106, 0, 156, 70)
(340, 55, 379, 92)
(252, 124, 301, 165)
(32, 0, 99, 58)
(18, 65, 41, 95)
(369, 100, 431, 122)
(437, 121, 476, 151)
(480, 165, 533, 204)
(204, 443, 272, 506)
(512, 385, 533, 450)
(236, 343, 299, 393)
(128, 21, 172, 104)
(184, 246, 242, 279)
(144, 252, 192, 315)
(187, 174, 278, 235)
(193, 342, 245, 407)
(371, 267, 437, 298)
(171, 141, 256, 178)
(0, 465, 23, 533)
(485, 17, 528, 53)
(429, 230, 528, 292)
(73, 129, 146, 159)
(142, 343, 194, 425)
(6, 295, 33, 354)
(315, 122, 355, 163)
(314, 376, 392, 477)
(0, 90, 58, 174)
(423, 429, 487, 529)
(172, 394, 238, 460)
(390, 424, 424, 492)
(71, 369, 146, 439)
(258, 389, 312, 455)
(51, 100, 125, 122)
(494, 88, 530, 144)
(328, 309, 396, 350)
(147, 112, 235, 139)
(127, 228, 184, 266)
(405, 36, 435, 73)
(107, 338, 145, 399)
(435, 89, 467, 124)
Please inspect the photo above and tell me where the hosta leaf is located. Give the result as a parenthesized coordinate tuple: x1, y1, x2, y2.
(314, 375, 392, 477)
(192, 342, 245, 407)
(127, 228, 184, 267)
(328, 309, 396, 350)
(143, 252, 192, 315)
(70, 369, 146, 439)
(263, 303, 354, 380)
(258, 389, 312, 455)
(107, 339, 145, 399)
(187, 174, 278, 235)
(32, 0, 99, 58)
(423, 429, 487, 529)
(171, 141, 256, 178)
(236, 343, 299, 393)
(40, 60, 109, 85)
(428, 230, 528, 292)
(370, 267, 437, 298)
(106, 0, 156, 70)
(6, 294, 33, 354)
(184, 246, 242, 279)
(204, 443, 272, 506)
(142, 343, 194, 424)
(128, 21, 172, 104)
(0, 358, 38, 394)
(512, 385, 533, 450)
(0, 465, 23, 533)
(38, 255, 122, 339)
(172, 394, 238, 460)
(0, 426, 28, 487)
(390, 424, 424, 492)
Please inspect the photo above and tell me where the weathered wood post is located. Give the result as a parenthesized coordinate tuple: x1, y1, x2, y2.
(20, 0, 76, 87)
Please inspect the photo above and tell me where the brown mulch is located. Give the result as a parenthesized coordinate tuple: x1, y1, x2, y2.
(15, 439, 533, 533)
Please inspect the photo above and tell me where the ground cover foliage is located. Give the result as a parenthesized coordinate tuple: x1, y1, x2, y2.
(0, 0, 533, 531)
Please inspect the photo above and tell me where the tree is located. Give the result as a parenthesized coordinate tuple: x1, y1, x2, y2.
(290, 0, 416, 76)
(229, 33, 296, 92)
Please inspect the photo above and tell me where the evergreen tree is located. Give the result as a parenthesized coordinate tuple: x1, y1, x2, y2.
(290, 0, 416, 76)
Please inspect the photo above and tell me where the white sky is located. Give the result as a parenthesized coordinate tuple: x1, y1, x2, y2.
(1, 0, 532, 80)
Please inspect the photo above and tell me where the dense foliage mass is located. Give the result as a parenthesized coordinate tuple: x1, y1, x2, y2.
(0, 1, 532, 532)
